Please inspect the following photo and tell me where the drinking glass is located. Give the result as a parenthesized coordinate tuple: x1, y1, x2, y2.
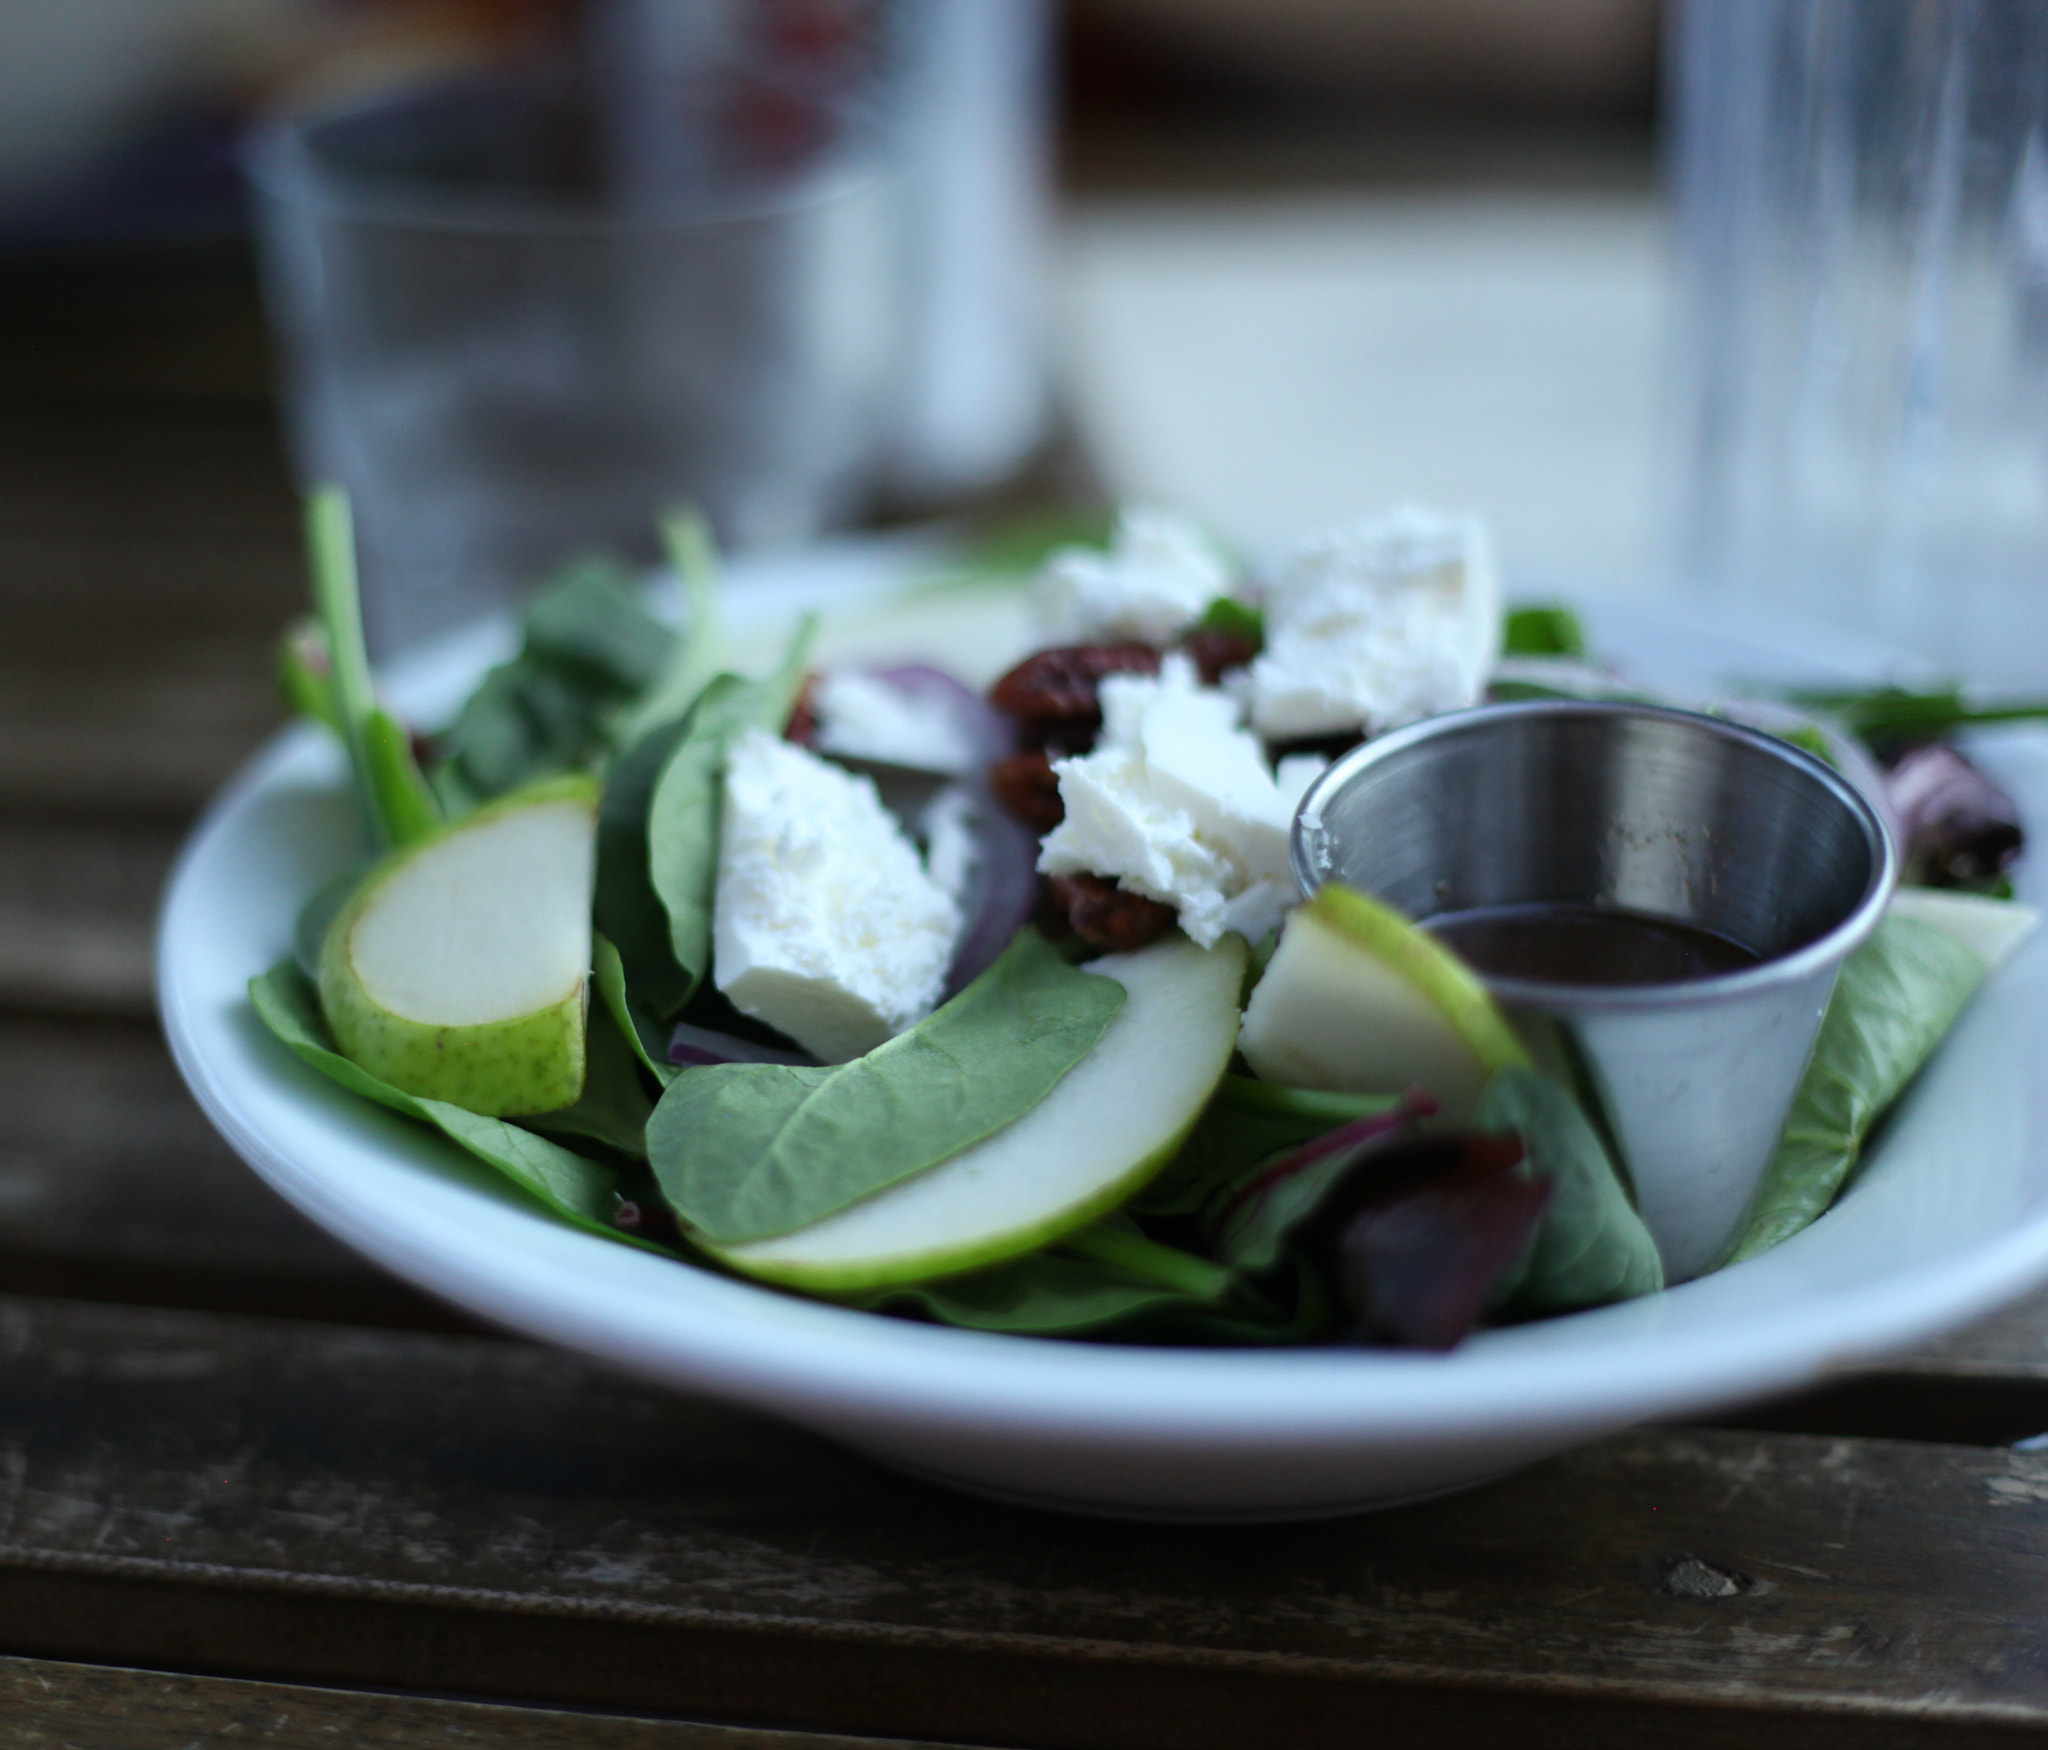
(1664, 0, 2048, 688)
(248, 43, 902, 654)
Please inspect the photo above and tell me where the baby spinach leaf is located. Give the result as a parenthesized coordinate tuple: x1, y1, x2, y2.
(594, 715, 697, 1020)
(520, 996, 658, 1159)
(248, 961, 668, 1253)
(436, 556, 678, 803)
(1502, 603, 1587, 657)
(648, 929, 1124, 1244)
(1477, 1065, 1663, 1313)
(1190, 595, 1263, 649)
(645, 619, 817, 1007)
(592, 933, 679, 1087)
(1721, 915, 1988, 1265)
(840, 1228, 1325, 1344)
(614, 508, 726, 745)
(519, 554, 675, 695)
(1134, 1076, 1401, 1218)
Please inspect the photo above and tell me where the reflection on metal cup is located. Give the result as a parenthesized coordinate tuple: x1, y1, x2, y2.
(1291, 701, 1897, 1281)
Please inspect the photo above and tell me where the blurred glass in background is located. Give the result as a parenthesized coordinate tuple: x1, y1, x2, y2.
(248, 0, 1052, 654)
(1666, 0, 2048, 688)
(1, 0, 1671, 631)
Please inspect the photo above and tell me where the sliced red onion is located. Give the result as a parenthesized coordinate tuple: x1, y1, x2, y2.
(869, 663, 1017, 763)
(667, 1022, 817, 1068)
(942, 799, 1042, 999)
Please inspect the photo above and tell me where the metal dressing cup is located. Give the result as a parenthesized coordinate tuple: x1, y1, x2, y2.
(1291, 701, 1897, 1281)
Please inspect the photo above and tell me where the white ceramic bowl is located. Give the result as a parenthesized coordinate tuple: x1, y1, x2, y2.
(158, 547, 2048, 1520)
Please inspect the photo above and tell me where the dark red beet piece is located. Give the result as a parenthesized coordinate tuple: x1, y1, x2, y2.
(1333, 1153, 1553, 1350)
(1883, 741, 2024, 888)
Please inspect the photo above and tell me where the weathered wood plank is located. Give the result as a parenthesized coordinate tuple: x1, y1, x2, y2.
(0, 1295, 2040, 1748)
(0, 816, 181, 1016)
(0, 404, 296, 540)
(0, 1017, 473, 1329)
(0, 1653, 991, 1750)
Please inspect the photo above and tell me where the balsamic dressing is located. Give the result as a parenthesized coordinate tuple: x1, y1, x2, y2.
(1424, 903, 1763, 987)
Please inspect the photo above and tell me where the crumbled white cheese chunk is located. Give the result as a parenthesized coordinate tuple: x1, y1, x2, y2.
(1033, 506, 1233, 646)
(918, 783, 982, 906)
(1243, 506, 1501, 740)
(714, 729, 960, 1063)
(1038, 655, 1304, 947)
(810, 669, 978, 776)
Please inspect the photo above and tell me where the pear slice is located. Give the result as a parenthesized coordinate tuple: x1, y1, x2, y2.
(1888, 885, 2040, 972)
(1238, 884, 1526, 1122)
(715, 933, 1246, 1291)
(318, 775, 599, 1116)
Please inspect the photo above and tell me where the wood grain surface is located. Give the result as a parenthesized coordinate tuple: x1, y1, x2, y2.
(0, 1654, 992, 1749)
(0, 1292, 2036, 1749)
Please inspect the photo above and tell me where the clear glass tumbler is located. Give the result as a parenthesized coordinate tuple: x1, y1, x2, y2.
(247, 46, 902, 654)
(1664, 0, 2048, 688)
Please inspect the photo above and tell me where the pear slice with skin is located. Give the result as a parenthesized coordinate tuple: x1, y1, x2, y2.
(715, 933, 1246, 1292)
(319, 774, 599, 1116)
(1888, 885, 2040, 973)
(1238, 884, 1527, 1123)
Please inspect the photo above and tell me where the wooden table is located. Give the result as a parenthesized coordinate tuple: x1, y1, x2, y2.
(7, 238, 2048, 1750)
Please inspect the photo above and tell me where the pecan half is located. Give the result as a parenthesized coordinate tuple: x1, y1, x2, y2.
(990, 643, 1162, 746)
(783, 672, 820, 746)
(1049, 872, 1176, 952)
(989, 748, 1065, 833)
(1180, 627, 1260, 685)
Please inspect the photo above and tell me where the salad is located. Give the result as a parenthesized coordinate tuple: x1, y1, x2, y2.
(251, 491, 2041, 1351)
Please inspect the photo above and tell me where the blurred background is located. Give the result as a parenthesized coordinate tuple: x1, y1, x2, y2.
(0, 0, 1664, 982)
(0, 0, 1664, 608)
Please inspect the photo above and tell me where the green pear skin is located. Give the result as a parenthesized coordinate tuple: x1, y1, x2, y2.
(1239, 884, 1526, 1122)
(718, 933, 1247, 1291)
(319, 775, 599, 1116)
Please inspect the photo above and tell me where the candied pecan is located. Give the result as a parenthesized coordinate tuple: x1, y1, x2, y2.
(1049, 872, 1176, 952)
(1180, 627, 1260, 685)
(782, 673, 820, 745)
(989, 643, 1161, 738)
(989, 748, 1065, 833)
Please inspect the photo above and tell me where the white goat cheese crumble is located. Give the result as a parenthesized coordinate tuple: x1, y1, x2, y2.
(1033, 506, 1232, 646)
(1243, 506, 1500, 740)
(1038, 656, 1323, 948)
(713, 729, 960, 1064)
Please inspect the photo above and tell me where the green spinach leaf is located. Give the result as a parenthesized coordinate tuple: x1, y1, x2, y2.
(1134, 1075, 1401, 1218)
(248, 961, 667, 1252)
(520, 995, 658, 1159)
(1502, 603, 1587, 657)
(1477, 1065, 1663, 1313)
(1190, 595, 1263, 650)
(645, 620, 816, 1007)
(594, 715, 697, 1020)
(648, 929, 1124, 1244)
(614, 509, 725, 745)
(1722, 915, 1988, 1265)
(436, 556, 678, 802)
(592, 933, 679, 1086)
(841, 1227, 1325, 1344)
